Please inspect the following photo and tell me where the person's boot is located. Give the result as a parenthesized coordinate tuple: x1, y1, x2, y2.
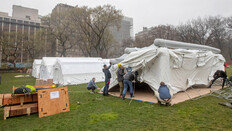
(165, 102, 171, 106)
(158, 100, 161, 105)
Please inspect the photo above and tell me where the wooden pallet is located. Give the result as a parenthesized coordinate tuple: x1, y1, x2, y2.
(38, 86, 70, 118)
(4, 103, 38, 120)
(0, 93, 38, 106)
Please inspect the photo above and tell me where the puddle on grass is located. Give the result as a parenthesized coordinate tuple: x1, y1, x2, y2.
(89, 112, 118, 124)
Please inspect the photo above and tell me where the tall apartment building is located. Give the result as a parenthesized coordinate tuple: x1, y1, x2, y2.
(51, 3, 133, 57)
(51, 4, 81, 57)
(0, 5, 42, 66)
(109, 16, 133, 56)
(110, 16, 133, 44)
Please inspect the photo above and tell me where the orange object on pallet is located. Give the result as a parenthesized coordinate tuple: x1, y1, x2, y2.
(37, 86, 70, 118)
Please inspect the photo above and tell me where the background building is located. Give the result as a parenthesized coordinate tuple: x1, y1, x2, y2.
(0, 5, 42, 66)
(51, 3, 134, 57)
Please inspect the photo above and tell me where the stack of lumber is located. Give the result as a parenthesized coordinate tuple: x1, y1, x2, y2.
(0, 93, 38, 120)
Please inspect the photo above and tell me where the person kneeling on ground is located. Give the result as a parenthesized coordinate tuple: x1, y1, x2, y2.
(122, 68, 138, 100)
(208, 70, 228, 89)
(155, 82, 172, 106)
(87, 78, 100, 93)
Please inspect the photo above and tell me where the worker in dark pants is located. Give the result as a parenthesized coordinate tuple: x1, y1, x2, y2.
(208, 70, 228, 89)
(117, 64, 125, 97)
(0, 74, 1, 85)
(102, 62, 112, 96)
(122, 69, 138, 100)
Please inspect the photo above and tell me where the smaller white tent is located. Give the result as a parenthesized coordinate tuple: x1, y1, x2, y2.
(53, 57, 109, 85)
(32, 59, 42, 78)
(40, 57, 60, 80)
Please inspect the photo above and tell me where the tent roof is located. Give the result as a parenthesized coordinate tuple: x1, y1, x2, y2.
(33, 59, 42, 65)
(41, 57, 61, 66)
(55, 57, 105, 75)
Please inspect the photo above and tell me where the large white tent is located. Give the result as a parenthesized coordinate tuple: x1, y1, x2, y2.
(109, 39, 225, 94)
(32, 59, 42, 78)
(39, 57, 60, 80)
(53, 57, 109, 85)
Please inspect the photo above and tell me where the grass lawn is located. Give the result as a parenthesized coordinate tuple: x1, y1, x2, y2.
(0, 68, 232, 130)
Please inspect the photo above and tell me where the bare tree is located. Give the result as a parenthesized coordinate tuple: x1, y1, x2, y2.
(42, 10, 74, 57)
(70, 5, 123, 58)
(23, 30, 46, 60)
(0, 32, 22, 67)
(135, 25, 178, 47)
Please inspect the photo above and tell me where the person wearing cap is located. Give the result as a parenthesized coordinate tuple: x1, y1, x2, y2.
(102, 62, 112, 96)
(117, 64, 125, 97)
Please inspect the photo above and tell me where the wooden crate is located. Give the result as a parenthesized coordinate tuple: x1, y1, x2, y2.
(38, 86, 70, 118)
(35, 79, 53, 86)
(4, 103, 38, 120)
(0, 93, 38, 106)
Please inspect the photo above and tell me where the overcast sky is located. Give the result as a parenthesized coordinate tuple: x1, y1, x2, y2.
(1, 0, 232, 35)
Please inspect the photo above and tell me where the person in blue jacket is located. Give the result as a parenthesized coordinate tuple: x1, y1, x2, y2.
(156, 82, 172, 106)
(87, 78, 100, 93)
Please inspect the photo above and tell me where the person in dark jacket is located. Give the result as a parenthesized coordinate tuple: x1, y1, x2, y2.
(102, 62, 112, 96)
(122, 68, 138, 100)
(208, 70, 228, 89)
(87, 78, 100, 93)
(117, 64, 125, 97)
(156, 82, 172, 106)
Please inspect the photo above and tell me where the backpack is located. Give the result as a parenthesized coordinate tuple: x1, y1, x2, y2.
(14, 86, 31, 94)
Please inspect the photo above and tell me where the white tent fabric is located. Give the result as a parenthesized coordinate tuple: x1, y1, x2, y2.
(154, 39, 221, 54)
(39, 57, 61, 80)
(53, 57, 109, 85)
(110, 45, 157, 64)
(109, 46, 225, 94)
(32, 59, 42, 78)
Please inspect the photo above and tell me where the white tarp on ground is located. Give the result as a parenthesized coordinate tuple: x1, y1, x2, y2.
(39, 57, 61, 80)
(109, 44, 225, 94)
(53, 57, 110, 85)
(32, 59, 42, 78)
